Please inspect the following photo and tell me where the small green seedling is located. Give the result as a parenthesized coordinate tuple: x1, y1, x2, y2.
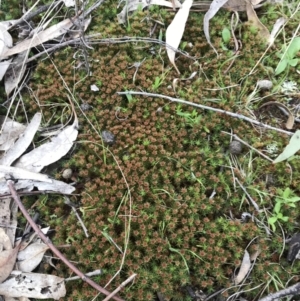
(275, 37, 300, 75)
(268, 188, 300, 231)
(176, 105, 201, 127)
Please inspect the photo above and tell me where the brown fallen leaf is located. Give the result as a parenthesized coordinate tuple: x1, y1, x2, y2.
(0, 240, 21, 283)
(246, 2, 270, 41)
(258, 101, 295, 130)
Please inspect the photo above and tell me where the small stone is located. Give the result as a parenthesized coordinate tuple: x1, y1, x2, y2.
(229, 140, 243, 155)
(101, 130, 116, 145)
(62, 168, 73, 179)
(80, 103, 92, 111)
(257, 80, 273, 90)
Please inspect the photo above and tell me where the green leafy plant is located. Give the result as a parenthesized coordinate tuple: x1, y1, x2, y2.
(176, 105, 201, 127)
(275, 37, 300, 75)
(268, 188, 300, 231)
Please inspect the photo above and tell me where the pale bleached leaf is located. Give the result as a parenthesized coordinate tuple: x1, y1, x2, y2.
(273, 130, 300, 163)
(0, 179, 75, 195)
(14, 120, 78, 173)
(0, 228, 12, 251)
(0, 165, 52, 183)
(63, 0, 75, 7)
(269, 17, 286, 46)
(17, 242, 49, 272)
(166, 0, 193, 74)
(117, 0, 181, 24)
(0, 59, 11, 81)
(0, 198, 18, 247)
(4, 51, 27, 95)
(0, 17, 75, 59)
(204, 0, 229, 54)
(0, 271, 66, 299)
(0, 113, 42, 166)
(234, 250, 251, 284)
(0, 116, 26, 152)
(0, 23, 13, 57)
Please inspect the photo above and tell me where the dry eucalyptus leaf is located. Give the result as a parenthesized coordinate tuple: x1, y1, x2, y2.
(63, 0, 75, 7)
(234, 250, 251, 284)
(17, 242, 49, 272)
(14, 120, 78, 173)
(269, 17, 286, 46)
(117, 0, 181, 24)
(0, 59, 11, 81)
(4, 51, 27, 95)
(0, 198, 18, 246)
(246, 2, 270, 41)
(0, 179, 75, 194)
(258, 101, 294, 129)
(0, 23, 13, 57)
(0, 117, 26, 152)
(0, 241, 20, 283)
(273, 130, 300, 163)
(0, 271, 66, 300)
(0, 16, 75, 59)
(166, 0, 193, 74)
(0, 228, 12, 251)
(0, 113, 42, 166)
(0, 165, 52, 183)
(204, 0, 229, 54)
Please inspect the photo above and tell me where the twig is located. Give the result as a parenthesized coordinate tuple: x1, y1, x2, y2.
(102, 274, 137, 301)
(6, 180, 124, 301)
(235, 177, 260, 212)
(26, 36, 195, 64)
(65, 269, 102, 281)
(258, 282, 300, 301)
(64, 197, 89, 237)
(117, 91, 293, 136)
(8, 1, 62, 31)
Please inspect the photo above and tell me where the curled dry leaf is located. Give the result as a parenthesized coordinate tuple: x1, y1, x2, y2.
(17, 242, 49, 272)
(0, 23, 13, 57)
(258, 101, 294, 129)
(14, 120, 78, 173)
(234, 250, 251, 284)
(0, 178, 75, 195)
(0, 59, 11, 81)
(0, 16, 76, 59)
(0, 117, 26, 152)
(4, 50, 27, 95)
(0, 113, 41, 166)
(166, 0, 193, 74)
(204, 0, 229, 54)
(0, 165, 52, 183)
(246, 2, 270, 41)
(0, 271, 66, 300)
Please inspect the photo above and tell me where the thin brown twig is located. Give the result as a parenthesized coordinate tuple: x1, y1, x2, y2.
(102, 274, 137, 301)
(117, 91, 293, 136)
(6, 180, 124, 301)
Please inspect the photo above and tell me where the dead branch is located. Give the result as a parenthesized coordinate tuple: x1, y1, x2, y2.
(117, 91, 293, 136)
(258, 282, 300, 301)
